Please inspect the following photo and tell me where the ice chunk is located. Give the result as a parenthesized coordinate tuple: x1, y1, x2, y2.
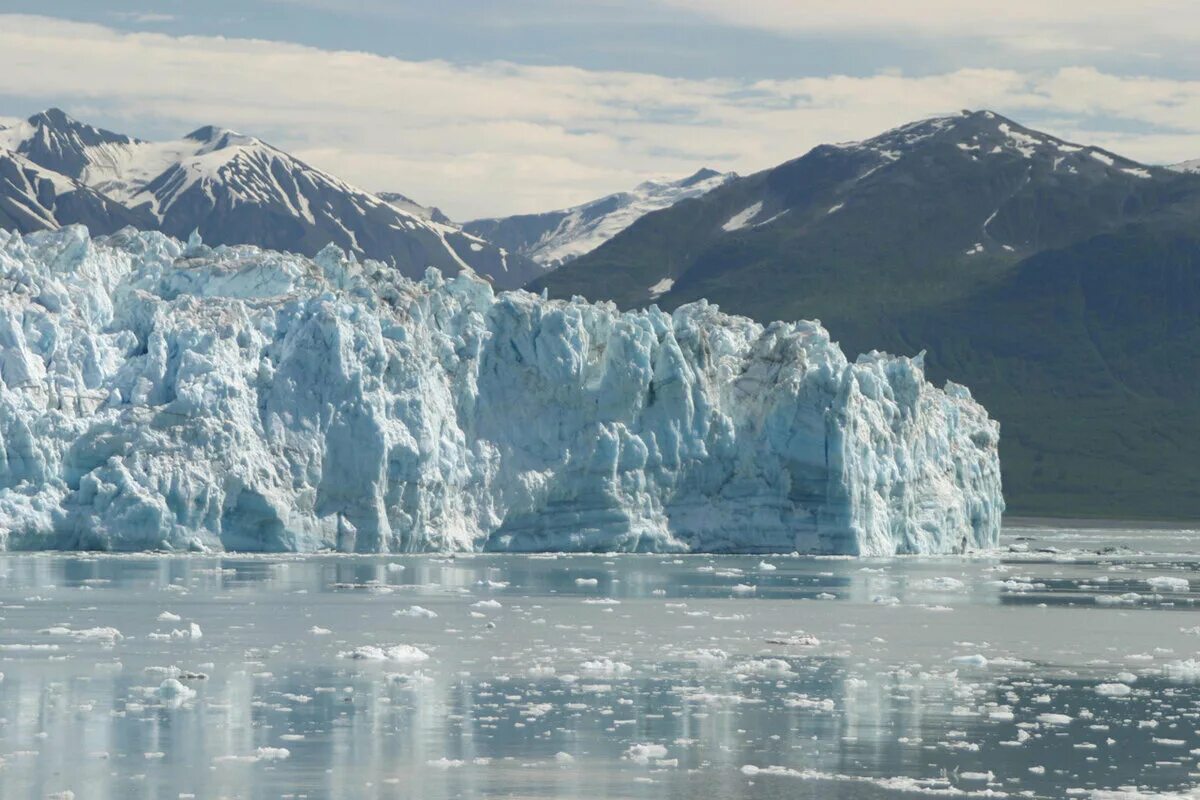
(624, 743, 668, 764)
(1036, 713, 1073, 726)
(214, 747, 290, 764)
(580, 658, 632, 676)
(1146, 576, 1189, 592)
(339, 644, 430, 663)
(734, 658, 796, 678)
(157, 678, 196, 706)
(394, 605, 438, 618)
(41, 626, 123, 643)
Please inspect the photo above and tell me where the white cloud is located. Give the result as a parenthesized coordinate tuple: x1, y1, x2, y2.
(1, 15, 1199, 218)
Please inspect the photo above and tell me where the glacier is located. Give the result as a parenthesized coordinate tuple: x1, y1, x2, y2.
(0, 226, 1003, 554)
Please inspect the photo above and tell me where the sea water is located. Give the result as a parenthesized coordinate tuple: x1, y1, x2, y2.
(0, 523, 1197, 799)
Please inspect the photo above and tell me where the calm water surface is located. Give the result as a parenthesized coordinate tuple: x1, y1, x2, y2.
(0, 524, 1199, 799)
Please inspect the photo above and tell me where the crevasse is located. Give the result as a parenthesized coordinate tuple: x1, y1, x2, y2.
(0, 226, 1003, 554)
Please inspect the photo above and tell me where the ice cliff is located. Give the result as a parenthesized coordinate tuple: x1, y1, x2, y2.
(0, 227, 1003, 554)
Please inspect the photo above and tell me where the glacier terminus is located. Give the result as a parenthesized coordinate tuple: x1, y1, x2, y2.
(0, 227, 1003, 555)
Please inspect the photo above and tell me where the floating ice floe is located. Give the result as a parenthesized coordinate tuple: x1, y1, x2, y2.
(1146, 576, 1189, 593)
(580, 658, 632, 676)
(157, 678, 196, 707)
(339, 644, 430, 663)
(214, 747, 290, 764)
(734, 658, 796, 678)
(1036, 713, 1073, 726)
(394, 605, 438, 618)
(40, 626, 123, 643)
(624, 744, 669, 765)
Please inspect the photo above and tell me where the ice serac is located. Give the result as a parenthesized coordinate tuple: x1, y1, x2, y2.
(0, 227, 1003, 554)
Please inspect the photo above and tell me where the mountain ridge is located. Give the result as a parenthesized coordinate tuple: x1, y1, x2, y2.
(0, 109, 540, 288)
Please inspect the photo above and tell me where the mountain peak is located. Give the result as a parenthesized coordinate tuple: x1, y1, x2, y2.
(826, 108, 1153, 173)
(635, 167, 734, 194)
(28, 107, 74, 128)
(679, 167, 725, 187)
(9, 108, 137, 178)
(185, 124, 232, 142)
(184, 125, 259, 151)
(25, 107, 135, 145)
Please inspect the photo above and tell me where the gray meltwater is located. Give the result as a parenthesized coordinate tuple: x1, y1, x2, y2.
(0, 524, 1198, 799)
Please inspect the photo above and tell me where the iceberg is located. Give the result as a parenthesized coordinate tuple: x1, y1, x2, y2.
(0, 226, 1003, 554)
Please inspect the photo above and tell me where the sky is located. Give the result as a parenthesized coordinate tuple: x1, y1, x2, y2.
(2, 1, 1200, 219)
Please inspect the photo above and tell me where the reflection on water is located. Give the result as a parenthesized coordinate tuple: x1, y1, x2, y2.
(0, 525, 1198, 798)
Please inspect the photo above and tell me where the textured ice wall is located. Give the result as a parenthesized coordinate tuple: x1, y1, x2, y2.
(0, 227, 1003, 554)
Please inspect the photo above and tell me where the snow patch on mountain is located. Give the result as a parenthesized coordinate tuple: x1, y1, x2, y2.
(0, 227, 1002, 554)
(647, 277, 674, 299)
(464, 168, 735, 269)
(1168, 159, 1200, 174)
(722, 202, 763, 232)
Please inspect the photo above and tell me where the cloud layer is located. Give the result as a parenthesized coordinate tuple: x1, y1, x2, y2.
(660, 0, 1199, 54)
(1, 14, 1199, 218)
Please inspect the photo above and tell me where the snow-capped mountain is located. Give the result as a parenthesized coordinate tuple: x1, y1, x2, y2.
(0, 225, 1002, 554)
(0, 109, 539, 288)
(463, 168, 735, 268)
(1169, 158, 1200, 173)
(533, 109, 1200, 520)
(536, 109, 1177, 309)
